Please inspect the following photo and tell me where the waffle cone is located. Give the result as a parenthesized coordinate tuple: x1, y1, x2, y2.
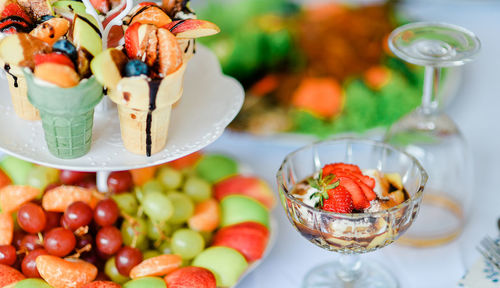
(109, 64, 187, 156)
(5, 66, 40, 120)
(117, 105, 172, 155)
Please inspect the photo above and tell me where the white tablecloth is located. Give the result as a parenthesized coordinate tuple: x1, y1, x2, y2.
(204, 2, 500, 287)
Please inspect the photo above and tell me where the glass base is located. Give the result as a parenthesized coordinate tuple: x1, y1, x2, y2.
(302, 260, 398, 288)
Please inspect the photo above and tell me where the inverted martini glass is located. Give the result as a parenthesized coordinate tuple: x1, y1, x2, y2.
(385, 22, 480, 246)
(277, 138, 428, 288)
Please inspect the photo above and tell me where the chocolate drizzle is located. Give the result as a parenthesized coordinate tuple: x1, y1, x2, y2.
(146, 80, 161, 157)
(4, 64, 18, 88)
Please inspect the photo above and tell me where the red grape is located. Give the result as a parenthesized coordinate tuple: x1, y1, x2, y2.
(0, 245, 16, 266)
(94, 199, 119, 226)
(20, 234, 42, 251)
(21, 248, 48, 278)
(75, 179, 97, 190)
(63, 201, 93, 230)
(44, 228, 76, 257)
(96, 226, 122, 255)
(17, 203, 46, 234)
(115, 246, 143, 276)
(77, 234, 94, 249)
(13, 230, 26, 249)
(44, 211, 61, 232)
(59, 170, 91, 185)
(107, 171, 133, 194)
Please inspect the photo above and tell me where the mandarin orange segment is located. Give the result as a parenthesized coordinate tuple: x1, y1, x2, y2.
(30, 18, 70, 45)
(157, 28, 182, 77)
(0, 185, 40, 214)
(130, 5, 172, 27)
(42, 186, 93, 212)
(0, 213, 13, 245)
(130, 166, 158, 186)
(129, 254, 182, 279)
(188, 199, 220, 232)
(36, 255, 97, 288)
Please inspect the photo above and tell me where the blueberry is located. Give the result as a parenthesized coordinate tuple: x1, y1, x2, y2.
(52, 39, 77, 62)
(39, 15, 55, 23)
(124, 60, 149, 77)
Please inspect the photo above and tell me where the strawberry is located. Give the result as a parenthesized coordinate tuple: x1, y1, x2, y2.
(0, 17, 31, 34)
(335, 176, 370, 210)
(323, 186, 353, 213)
(34, 53, 75, 69)
(329, 170, 376, 201)
(124, 22, 141, 59)
(331, 169, 375, 189)
(1, 3, 32, 24)
(322, 163, 362, 176)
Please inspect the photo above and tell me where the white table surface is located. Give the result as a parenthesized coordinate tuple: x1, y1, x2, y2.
(203, 2, 500, 287)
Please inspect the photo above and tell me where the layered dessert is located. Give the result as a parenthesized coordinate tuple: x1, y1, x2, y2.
(0, 8, 104, 159)
(289, 162, 411, 253)
(91, 1, 220, 156)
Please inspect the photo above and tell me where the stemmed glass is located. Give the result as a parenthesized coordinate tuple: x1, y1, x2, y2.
(277, 138, 428, 287)
(385, 22, 480, 246)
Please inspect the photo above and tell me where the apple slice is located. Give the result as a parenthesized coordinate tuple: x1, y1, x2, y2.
(52, 0, 100, 28)
(90, 48, 128, 88)
(73, 14, 103, 57)
(165, 19, 220, 39)
(0, 33, 50, 68)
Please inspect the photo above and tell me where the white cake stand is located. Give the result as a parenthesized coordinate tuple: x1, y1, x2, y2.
(0, 46, 244, 190)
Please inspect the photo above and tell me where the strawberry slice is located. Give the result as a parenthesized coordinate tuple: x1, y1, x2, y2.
(335, 176, 370, 210)
(1, 3, 32, 24)
(323, 186, 353, 213)
(322, 163, 362, 176)
(34, 53, 75, 69)
(330, 170, 376, 201)
(332, 169, 375, 189)
(124, 22, 141, 59)
(0, 17, 31, 33)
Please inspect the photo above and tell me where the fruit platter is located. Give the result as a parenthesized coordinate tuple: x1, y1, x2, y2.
(196, 0, 460, 139)
(0, 151, 277, 288)
(0, 0, 244, 164)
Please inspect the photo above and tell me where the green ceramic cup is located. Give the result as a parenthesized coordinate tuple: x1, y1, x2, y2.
(24, 70, 104, 159)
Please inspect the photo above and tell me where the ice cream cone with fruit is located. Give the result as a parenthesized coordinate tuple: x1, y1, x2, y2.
(91, 1, 219, 156)
(0, 2, 104, 159)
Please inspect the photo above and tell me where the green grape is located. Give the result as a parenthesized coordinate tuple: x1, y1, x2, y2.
(112, 193, 138, 215)
(26, 166, 59, 191)
(143, 250, 161, 260)
(158, 167, 183, 190)
(105, 257, 130, 284)
(167, 192, 194, 224)
(157, 240, 172, 255)
(171, 229, 205, 260)
(142, 180, 164, 194)
(147, 218, 171, 241)
(183, 177, 212, 203)
(142, 192, 173, 223)
(199, 231, 213, 244)
(134, 186, 145, 203)
(121, 217, 148, 248)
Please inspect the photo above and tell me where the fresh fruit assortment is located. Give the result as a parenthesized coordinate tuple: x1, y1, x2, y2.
(292, 162, 408, 213)
(90, 1, 220, 157)
(0, 151, 274, 287)
(197, 0, 447, 137)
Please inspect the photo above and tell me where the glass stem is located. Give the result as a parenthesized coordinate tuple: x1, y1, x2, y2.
(336, 254, 362, 282)
(421, 66, 441, 114)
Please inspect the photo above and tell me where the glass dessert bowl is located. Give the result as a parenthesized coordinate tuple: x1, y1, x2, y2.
(277, 138, 427, 287)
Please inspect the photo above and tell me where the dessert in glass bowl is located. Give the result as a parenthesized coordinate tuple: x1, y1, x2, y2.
(277, 138, 427, 287)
